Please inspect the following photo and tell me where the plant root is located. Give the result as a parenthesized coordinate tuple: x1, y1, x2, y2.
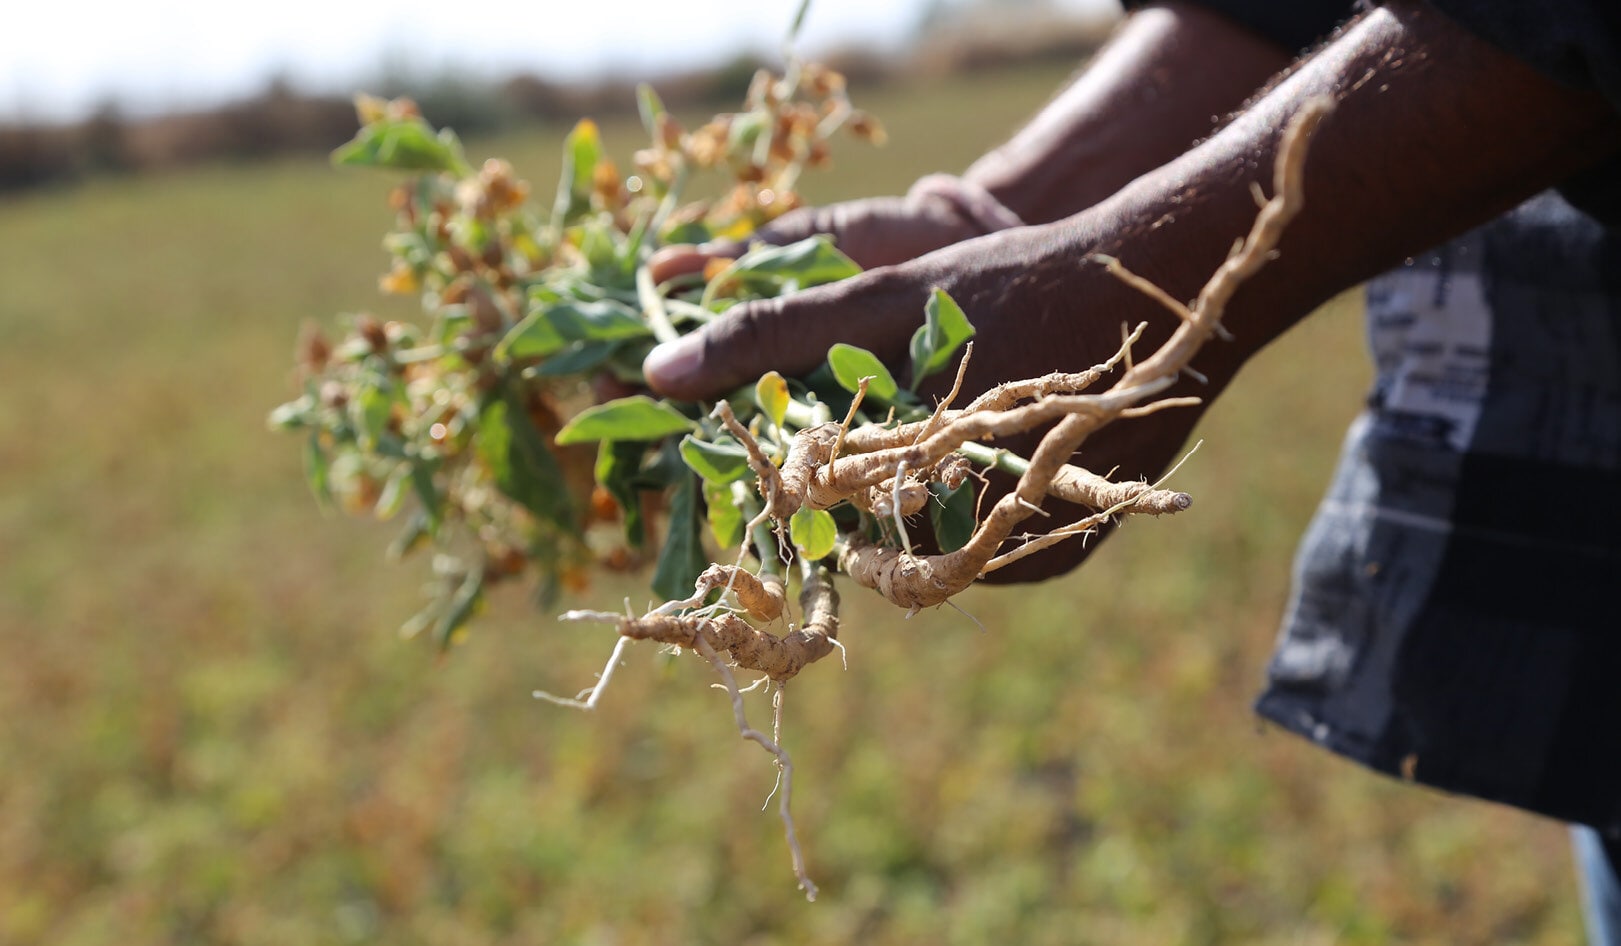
(694, 563, 785, 622)
(693, 634, 818, 900)
(540, 96, 1333, 900)
(591, 563, 839, 683)
(836, 95, 1333, 609)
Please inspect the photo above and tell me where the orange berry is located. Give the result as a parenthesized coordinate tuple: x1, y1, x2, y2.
(589, 485, 621, 523)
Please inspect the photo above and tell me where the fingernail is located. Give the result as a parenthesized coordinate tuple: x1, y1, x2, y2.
(644, 336, 703, 391)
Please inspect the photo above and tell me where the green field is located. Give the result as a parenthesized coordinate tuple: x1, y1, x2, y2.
(0, 63, 1584, 944)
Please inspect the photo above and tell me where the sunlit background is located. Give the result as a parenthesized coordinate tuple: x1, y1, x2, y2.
(2, 0, 1118, 121)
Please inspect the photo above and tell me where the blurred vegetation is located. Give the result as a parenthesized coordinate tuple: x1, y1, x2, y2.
(0, 62, 1584, 944)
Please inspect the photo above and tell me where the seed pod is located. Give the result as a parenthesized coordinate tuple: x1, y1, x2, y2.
(656, 113, 684, 151)
(378, 261, 418, 296)
(592, 160, 624, 211)
(387, 183, 415, 221)
(685, 120, 729, 167)
(353, 93, 389, 125)
(356, 314, 388, 353)
(484, 543, 528, 580)
(589, 485, 620, 524)
(481, 240, 504, 270)
(297, 322, 332, 375)
(846, 110, 887, 146)
(319, 379, 348, 409)
(446, 245, 476, 274)
(802, 62, 846, 96)
(478, 158, 528, 215)
(385, 97, 421, 120)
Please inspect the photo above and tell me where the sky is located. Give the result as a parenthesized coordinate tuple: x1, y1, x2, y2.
(2, 0, 1118, 123)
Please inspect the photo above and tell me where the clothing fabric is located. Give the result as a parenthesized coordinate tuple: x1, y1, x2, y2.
(1576, 826, 1621, 945)
(1422, 0, 1621, 112)
(1149, 0, 1353, 54)
(1115, 1, 1621, 939)
(1419, 0, 1621, 222)
(1254, 191, 1621, 832)
(1124, 0, 1621, 831)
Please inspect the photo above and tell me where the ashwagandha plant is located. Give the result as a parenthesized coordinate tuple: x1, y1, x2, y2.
(270, 31, 1332, 896)
(269, 53, 888, 633)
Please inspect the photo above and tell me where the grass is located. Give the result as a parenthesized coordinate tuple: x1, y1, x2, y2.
(0, 62, 1584, 944)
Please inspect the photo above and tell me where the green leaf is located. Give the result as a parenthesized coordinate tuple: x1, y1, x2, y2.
(724, 236, 861, 294)
(303, 433, 331, 507)
(532, 341, 620, 378)
(333, 117, 468, 173)
(727, 111, 770, 155)
(374, 464, 410, 520)
(826, 343, 899, 403)
(383, 229, 435, 269)
(555, 395, 695, 445)
(928, 481, 977, 553)
(477, 391, 575, 531)
(789, 507, 838, 560)
(435, 565, 486, 651)
(387, 509, 432, 561)
(595, 440, 651, 549)
(554, 119, 603, 224)
(662, 220, 712, 246)
(268, 394, 316, 431)
(351, 375, 394, 451)
(577, 219, 621, 273)
(543, 298, 649, 343)
(704, 479, 745, 550)
(637, 83, 667, 143)
(496, 309, 569, 362)
(408, 458, 442, 532)
(679, 435, 753, 484)
(755, 371, 790, 428)
(909, 288, 977, 389)
(787, 0, 813, 45)
(652, 472, 707, 601)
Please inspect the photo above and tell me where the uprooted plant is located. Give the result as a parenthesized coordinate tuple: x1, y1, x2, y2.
(270, 42, 1333, 898)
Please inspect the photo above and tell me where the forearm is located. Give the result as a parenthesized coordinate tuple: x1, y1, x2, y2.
(1053, 0, 1621, 379)
(963, 1, 1296, 224)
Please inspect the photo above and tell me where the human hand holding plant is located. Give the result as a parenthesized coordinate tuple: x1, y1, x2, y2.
(647, 173, 1017, 285)
(272, 57, 1332, 895)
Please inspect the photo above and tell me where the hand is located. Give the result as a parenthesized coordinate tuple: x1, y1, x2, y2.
(647, 175, 1017, 285)
(645, 214, 1236, 583)
(645, 0, 1621, 583)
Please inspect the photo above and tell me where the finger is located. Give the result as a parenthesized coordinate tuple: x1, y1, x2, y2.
(642, 268, 928, 401)
(647, 242, 741, 285)
(749, 205, 836, 248)
(774, 197, 979, 270)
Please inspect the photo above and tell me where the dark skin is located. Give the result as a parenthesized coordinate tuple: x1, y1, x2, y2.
(652, 2, 1294, 273)
(645, 1, 1621, 582)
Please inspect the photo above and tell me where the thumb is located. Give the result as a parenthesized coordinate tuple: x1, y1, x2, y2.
(642, 268, 925, 401)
